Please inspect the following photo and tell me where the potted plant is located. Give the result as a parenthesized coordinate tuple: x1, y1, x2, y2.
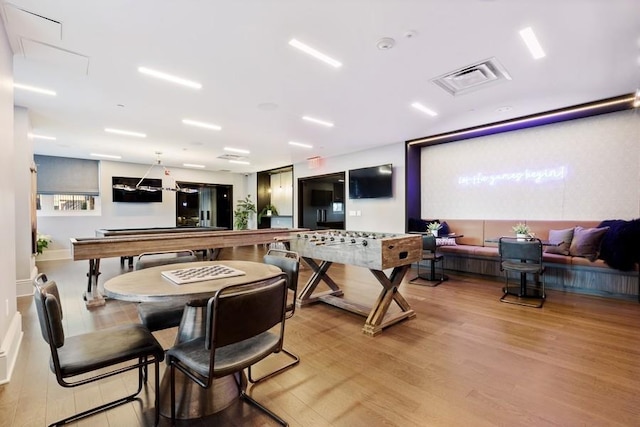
(233, 195, 257, 230)
(512, 222, 530, 240)
(427, 221, 442, 237)
(36, 233, 52, 255)
(258, 203, 278, 224)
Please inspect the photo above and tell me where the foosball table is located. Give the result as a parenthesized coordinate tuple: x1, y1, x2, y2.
(290, 230, 422, 336)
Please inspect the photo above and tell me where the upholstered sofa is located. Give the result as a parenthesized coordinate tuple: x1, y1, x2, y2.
(412, 219, 639, 300)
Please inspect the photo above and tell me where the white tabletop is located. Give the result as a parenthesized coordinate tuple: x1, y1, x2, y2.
(104, 260, 281, 303)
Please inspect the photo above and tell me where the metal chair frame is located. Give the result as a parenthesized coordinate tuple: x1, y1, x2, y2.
(499, 237, 546, 308)
(166, 274, 289, 426)
(248, 248, 301, 383)
(409, 234, 446, 286)
(33, 273, 164, 427)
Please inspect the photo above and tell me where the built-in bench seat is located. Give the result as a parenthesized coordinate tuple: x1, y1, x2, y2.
(418, 219, 639, 300)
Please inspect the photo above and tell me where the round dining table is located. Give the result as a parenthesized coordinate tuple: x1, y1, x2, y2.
(103, 260, 282, 420)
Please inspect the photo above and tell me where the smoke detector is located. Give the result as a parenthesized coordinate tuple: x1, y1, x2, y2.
(376, 37, 395, 50)
(431, 57, 512, 96)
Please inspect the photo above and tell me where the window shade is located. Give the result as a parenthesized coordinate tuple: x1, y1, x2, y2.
(35, 155, 100, 196)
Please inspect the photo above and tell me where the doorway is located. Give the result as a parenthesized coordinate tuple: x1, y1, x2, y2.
(176, 182, 233, 229)
(298, 172, 345, 230)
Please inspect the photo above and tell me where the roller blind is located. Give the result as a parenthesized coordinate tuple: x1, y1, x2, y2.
(35, 155, 100, 196)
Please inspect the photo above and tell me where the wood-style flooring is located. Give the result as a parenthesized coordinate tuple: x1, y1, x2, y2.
(2, 245, 640, 426)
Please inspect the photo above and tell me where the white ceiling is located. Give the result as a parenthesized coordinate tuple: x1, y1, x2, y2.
(3, 0, 640, 174)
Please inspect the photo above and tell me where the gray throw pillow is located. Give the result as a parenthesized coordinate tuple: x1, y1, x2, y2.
(569, 226, 609, 261)
(544, 227, 574, 255)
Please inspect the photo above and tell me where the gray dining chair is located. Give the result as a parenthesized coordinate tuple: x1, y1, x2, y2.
(166, 273, 289, 425)
(409, 234, 445, 286)
(135, 250, 197, 332)
(499, 237, 546, 307)
(248, 248, 301, 383)
(33, 273, 165, 426)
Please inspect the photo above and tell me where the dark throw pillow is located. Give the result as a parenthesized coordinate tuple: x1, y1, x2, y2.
(544, 227, 574, 255)
(439, 221, 451, 235)
(569, 226, 609, 261)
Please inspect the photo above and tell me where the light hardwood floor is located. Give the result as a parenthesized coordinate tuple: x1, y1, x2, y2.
(2, 245, 640, 426)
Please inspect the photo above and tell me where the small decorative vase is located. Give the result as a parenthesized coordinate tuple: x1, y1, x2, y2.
(431, 230, 438, 237)
(516, 233, 526, 241)
(266, 210, 272, 217)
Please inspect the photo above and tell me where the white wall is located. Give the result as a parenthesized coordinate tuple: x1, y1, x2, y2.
(37, 159, 250, 259)
(421, 110, 640, 220)
(14, 107, 35, 291)
(294, 143, 406, 233)
(0, 18, 21, 384)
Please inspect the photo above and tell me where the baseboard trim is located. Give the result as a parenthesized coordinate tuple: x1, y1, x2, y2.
(16, 265, 38, 297)
(0, 312, 23, 385)
(37, 249, 71, 261)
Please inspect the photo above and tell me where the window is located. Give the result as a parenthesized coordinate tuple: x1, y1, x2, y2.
(34, 155, 101, 215)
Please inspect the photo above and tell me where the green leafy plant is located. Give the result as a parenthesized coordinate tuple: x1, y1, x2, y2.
(258, 203, 278, 223)
(512, 222, 530, 235)
(426, 221, 442, 232)
(233, 195, 257, 230)
(36, 233, 52, 255)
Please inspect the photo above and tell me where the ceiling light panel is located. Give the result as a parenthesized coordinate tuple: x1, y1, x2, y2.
(289, 141, 313, 148)
(104, 128, 147, 138)
(29, 133, 56, 140)
(411, 102, 438, 117)
(229, 160, 250, 165)
(302, 116, 334, 127)
(138, 67, 202, 89)
(14, 82, 56, 96)
(183, 163, 205, 168)
(288, 39, 342, 68)
(182, 119, 222, 131)
(223, 147, 250, 154)
(90, 153, 121, 159)
(519, 27, 546, 59)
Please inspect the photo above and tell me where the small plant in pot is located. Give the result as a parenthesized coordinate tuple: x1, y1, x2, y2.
(427, 221, 442, 237)
(258, 203, 278, 224)
(512, 222, 531, 240)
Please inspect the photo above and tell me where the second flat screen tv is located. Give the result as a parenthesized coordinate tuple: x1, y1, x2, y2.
(112, 176, 163, 203)
(348, 164, 393, 199)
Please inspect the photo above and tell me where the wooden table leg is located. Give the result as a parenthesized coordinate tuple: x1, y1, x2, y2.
(363, 265, 415, 336)
(83, 258, 106, 308)
(296, 258, 343, 307)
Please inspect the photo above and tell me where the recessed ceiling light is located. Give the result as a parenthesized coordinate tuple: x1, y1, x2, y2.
(183, 163, 205, 168)
(224, 147, 250, 154)
(90, 153, 122, 159)
(302, 116, 334, 127)
(182, 119, 222, 131)
(288, 39, 342, 68)
(289, 141, 313, 148)
(519, 27, 546, 59)
(29, 133, 56, 140)
(411, 102, 438, 117)
(104, 128, 147, 138)
(229, 160, 250, 165)
(13, 83, 56, 96)
(138, 67, 202, 89)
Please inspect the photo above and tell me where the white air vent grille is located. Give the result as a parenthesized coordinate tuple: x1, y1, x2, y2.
(431, 57, 512, 96)
(217, 154, 246, 161)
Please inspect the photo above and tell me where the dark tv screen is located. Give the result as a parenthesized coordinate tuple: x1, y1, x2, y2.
(310, 189, 332, 206)
(348, 164, 393, 199)
(112, 176, 163, 203)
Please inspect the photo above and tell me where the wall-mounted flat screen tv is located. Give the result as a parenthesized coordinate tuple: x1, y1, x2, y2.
(112, 176, 163, 203)
(348, 164, 393, 199)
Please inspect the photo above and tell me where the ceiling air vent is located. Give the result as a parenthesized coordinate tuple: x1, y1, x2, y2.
(217, 154, 246, 161)
(431, 57, 512, 96)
